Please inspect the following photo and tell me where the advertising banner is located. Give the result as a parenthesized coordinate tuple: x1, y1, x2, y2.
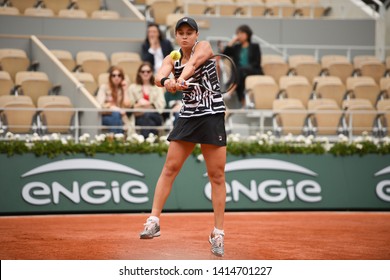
(0, 154, 389, 214)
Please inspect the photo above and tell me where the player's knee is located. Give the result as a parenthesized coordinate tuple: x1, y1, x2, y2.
(162, 163, 181, 177)
(208, 170, 225, 185)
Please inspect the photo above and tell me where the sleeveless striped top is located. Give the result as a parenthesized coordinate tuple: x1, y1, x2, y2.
(174, 46, 226, 118)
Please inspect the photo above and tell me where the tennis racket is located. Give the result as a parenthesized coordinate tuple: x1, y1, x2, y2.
(185, 53, 238, 94)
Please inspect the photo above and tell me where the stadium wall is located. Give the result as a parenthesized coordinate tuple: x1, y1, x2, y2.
(1, 153, 389, 214)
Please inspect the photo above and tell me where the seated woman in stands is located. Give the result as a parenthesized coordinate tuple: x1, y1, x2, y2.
(222, 24, 263, 108)
(96, 66, 132, 134)
(127, 62, 166, 138)
(141, 22, 174, 75)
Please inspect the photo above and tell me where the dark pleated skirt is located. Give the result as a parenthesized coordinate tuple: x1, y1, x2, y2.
(168, 113, 226, 146)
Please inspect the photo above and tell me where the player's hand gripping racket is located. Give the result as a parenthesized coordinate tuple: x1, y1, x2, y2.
(185, 54, 238, 94)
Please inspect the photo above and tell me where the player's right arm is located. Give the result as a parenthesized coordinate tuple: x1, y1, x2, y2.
(177, 41, 213, 85)
(155, 56, 176, 93)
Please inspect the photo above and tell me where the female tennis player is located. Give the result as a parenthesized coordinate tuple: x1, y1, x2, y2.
(139, 17, 227, 257)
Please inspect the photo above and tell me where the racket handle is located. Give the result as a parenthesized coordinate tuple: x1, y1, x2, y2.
(184, 77, 198, 87)
(186, 82, 199, 86)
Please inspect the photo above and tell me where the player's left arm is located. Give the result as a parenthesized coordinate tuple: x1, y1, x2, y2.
(177, 41, 214, 84)
(155, 56, 174, 87)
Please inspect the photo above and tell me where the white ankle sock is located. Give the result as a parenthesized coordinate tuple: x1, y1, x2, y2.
(213, 227, 224, 235)
(148, 216, 159, 224)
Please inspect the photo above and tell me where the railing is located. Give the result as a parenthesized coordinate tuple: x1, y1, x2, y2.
(0, 107, 178, 140)
(1, 107, 388, 143)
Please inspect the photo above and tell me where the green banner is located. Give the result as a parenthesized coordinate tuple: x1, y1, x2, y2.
(0, 154, 389, 214)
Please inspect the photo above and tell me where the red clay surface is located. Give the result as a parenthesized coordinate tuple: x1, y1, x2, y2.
(0, 212, 389, 260)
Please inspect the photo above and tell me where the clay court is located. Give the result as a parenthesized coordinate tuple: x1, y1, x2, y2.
(1, 211, 389, 260)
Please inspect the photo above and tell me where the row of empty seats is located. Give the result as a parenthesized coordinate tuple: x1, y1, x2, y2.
(246, 75, 390, 110)
(0, 0, 120, 18)
(262, 54, 390, 86)
(51, 49, 142, 85)
(0, 49, 71, 136)
(2, 94, 388, 137)
(1, 0, 99, 14)
(0, 48, 142, 92)
(145, 0, 331, 25)
(0, 95, 74, 135)
(0, 70, 61, 105)
(272, 98, 390, 137)
(0, 6, 120, 19)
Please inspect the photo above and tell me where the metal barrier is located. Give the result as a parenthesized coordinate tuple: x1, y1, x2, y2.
(1, 106, 388, 143)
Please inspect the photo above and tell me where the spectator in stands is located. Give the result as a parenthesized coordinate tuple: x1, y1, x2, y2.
(222, 24, 263, 107)
(128, 62, 166, 138)
(96, 66, 132, 134)
(142, 23, 178, 126)
(141, 23, 174, 74)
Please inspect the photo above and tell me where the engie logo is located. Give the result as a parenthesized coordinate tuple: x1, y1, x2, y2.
(204, 159, 322, 203)
(21, 159, 149, 205)
(374, 166, 390, 202)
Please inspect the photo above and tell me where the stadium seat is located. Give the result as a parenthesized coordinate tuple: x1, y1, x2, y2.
(205, 0, 241, 16)
(239, 0, 267, 16)
(176, 0, 209, 15)
(353, 55, 384, 80)
(98, 72, 110, 86)
(58, 8, 88, 18)
(308, 98, 343, 136)
(37, 95, 74, 134)
(110, 52, 141, 66)
(91, 10, 120, 19)
(379, 77, 390, 95)
(14, 71, 54, 106)
(51, 49, 76, 72)
(0, 6, 20, 15)
(0, 48, 30, 81)
(74, 0, 101, 16)
(165, 13, 185, 40)
(346, 76, 380, 107)
(262, 54, 289, 84)
(321, 55, 354, 85)
(313, 76, 346, 107)
(353, 55, 381, 69)
(0, 71, 14, 97)
(148, 0, 176, 25)
(110, 52, 142, 83)
(288, 54, 322, 84)
(273, 98, 309, 135)
(43, 0, 74, 15)
(6, 0, 43, 13)
(357, 60, 386, 85)
(246, 75, 280, 110)
(294, 0, 326, 18)
(24, 7, 54, 17)
(72, 72, 98, 96)
(264, 0, 295, 17)
(0, 95, 36, 134)
(342, 98, 377, 136)
(279, 75, 312, 108)
(76, 51, 110, 81)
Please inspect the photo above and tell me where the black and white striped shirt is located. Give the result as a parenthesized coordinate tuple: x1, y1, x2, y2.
(174, 50, 226, 118)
